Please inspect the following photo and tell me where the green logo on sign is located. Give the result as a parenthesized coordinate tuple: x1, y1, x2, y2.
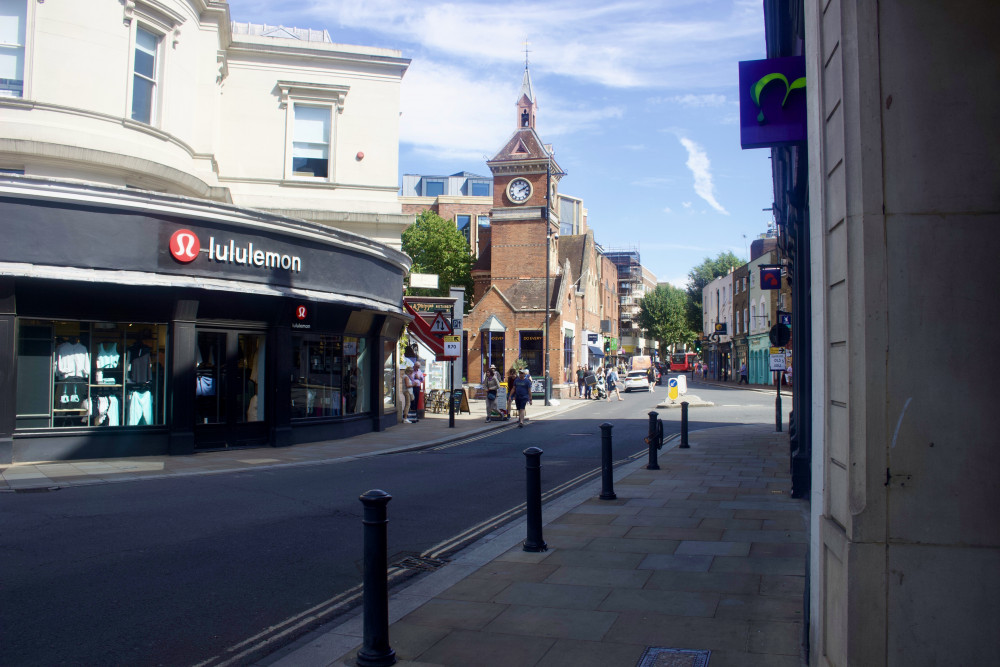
(751, 73, 806, 124)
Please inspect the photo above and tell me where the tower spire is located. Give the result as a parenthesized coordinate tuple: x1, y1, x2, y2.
(517, 40, 536, 129)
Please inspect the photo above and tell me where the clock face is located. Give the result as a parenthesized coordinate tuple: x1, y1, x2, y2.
(507, 178, 532, 203)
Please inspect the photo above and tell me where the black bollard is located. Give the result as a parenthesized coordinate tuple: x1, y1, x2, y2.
(523, 447, 547, 552)
(599, 422, 617, 500)
(680, 401, 690, 448)
(646, 411, 660, 470)
(357, 490, 396, 667)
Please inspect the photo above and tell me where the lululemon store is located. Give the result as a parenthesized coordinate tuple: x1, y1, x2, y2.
(0, 178, 410, 464)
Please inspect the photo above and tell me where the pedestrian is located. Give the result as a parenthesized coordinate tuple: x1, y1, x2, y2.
(484, 365, 500, 422)
(576, 365, 586, 398)
(647, 366, 655, 393)
(506, 366, 517, 412)
(702, 362, 707, 379)
(412, 362, 424, 414)
(513, 367, 533, 427)
(584, 367, 593, 399)
(606, 365, 623, 402)
(400, 366, 414, 423)
(739, 361, 748, 385)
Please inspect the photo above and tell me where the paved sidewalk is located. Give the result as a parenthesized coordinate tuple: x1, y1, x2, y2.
(0, 396, 584, 491)
(262, 423, 807, 667)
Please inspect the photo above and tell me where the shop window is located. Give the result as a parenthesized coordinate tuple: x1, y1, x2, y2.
(382, 341, 396, 409)
(130, 26, 160, 123)
(16, 320, 166, 429)
(480, 332, 505, 381)
(519, 330, 543, 377)
(0, 0, 26, 98)
(291, 334, 370, 418)
(563, 332, 573, 383)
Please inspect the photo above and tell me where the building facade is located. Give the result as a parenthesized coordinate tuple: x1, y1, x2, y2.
(0, 1, 413, 463)
(702, 270, 734, 380)
(745, 1, 1000, 663)
(400, 172, 493, 257)
(464, 66, 617, 396)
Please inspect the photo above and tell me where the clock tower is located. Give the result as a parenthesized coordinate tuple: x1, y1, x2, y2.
(486, 64, 563, 284)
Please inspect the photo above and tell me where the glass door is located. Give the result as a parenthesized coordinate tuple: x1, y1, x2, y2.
(195, 329, 267, 449)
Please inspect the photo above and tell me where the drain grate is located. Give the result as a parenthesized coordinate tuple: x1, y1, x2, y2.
(393, 555, 450, 571)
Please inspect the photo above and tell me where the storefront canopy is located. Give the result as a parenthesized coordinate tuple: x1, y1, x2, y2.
(588, 345, 605, 357)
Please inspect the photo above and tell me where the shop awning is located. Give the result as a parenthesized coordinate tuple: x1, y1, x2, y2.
(403, 300, 444, 356)
(588, 345, 605, 357)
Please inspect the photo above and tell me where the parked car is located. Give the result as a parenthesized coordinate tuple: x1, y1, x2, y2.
(623, 370, 650, 392)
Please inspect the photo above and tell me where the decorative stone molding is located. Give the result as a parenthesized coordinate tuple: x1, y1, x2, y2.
(276, 81, 349, 111)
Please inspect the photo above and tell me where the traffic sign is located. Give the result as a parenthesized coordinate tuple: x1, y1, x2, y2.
(442, 337, 461, 358)
(429, 311, 453, 335)
(769, 323, 790, 347)
(769, 351, 787, 371)
(778, 311, 792, 326)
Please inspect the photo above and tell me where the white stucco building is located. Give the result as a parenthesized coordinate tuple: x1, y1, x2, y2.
(0, 0, 412, 245)
(0, 1, 416, 463)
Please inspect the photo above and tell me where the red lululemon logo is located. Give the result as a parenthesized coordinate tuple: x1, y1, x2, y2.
(296, 305, 308, 320)
(170, 229, 201, 263)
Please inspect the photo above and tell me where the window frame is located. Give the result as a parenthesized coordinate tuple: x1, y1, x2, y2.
(0, 0, 28, 99)
(278, 81, 349, 183)
(129, 25, 161, 125)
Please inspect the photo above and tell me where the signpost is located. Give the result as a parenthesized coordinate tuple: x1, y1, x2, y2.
(440, 334, 460, 428)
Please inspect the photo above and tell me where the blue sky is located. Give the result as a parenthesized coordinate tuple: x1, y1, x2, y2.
(229, 0, 776, 288)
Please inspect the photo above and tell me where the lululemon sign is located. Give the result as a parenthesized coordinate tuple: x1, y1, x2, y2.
(166, 227, 303, 272)
(169, 229, 201, 263)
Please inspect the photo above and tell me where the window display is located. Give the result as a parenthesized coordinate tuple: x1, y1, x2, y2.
(383, 341, 396, 409)
(16, 320, 166, 429)
(291, 334, 369, 418)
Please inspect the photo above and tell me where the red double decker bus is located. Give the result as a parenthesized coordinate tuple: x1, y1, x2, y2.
(669, 352, 698, 372)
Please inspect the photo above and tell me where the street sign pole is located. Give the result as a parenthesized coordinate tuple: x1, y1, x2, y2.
(775, 370, 782, 432)
(449, 360, 455, 428)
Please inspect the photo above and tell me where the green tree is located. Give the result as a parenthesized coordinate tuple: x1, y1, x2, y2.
(638, 284, 696, 357)
(684, 251, 743, 333)
(401, 210, 474, 307)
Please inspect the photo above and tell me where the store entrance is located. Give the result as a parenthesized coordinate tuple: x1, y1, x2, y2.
(194, 329, 268, 449)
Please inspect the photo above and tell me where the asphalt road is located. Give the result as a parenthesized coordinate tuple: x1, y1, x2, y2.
(0, 379, 789, 666)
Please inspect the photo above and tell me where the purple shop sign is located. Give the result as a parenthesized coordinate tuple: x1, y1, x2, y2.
(739, 56, 807, 149)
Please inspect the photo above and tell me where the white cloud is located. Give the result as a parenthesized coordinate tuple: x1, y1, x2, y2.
(299, 0, 762, 90)
(682, 201, 693, 208)
(398, 59, 622, 160)
(678, 137, 728, 215)
(661, 93, 729, 107)
(663, 206, 673, 214)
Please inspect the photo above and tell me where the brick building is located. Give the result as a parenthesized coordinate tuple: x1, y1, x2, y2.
(465, 66, 618, 396)
(399, 172, 493, 257)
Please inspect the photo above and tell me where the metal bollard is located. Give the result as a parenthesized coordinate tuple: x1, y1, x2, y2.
(357, 490, 396, 667)
(680, 401, 690, 449)
(646, 411, 660, 470)
(522, 447, 547, 552)
(599, 422, 617, 500)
